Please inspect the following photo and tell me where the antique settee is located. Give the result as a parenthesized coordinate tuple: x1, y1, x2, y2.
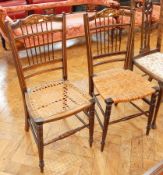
(0, 0, 160, 50)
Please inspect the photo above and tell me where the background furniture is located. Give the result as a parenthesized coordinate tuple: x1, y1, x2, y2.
(0, 0, 28, 19)
(132, 0, 162, 129)
(84, 8, 159, 151)
(0, 0, 119, 50)
(5, 13, 95, 172)
(29, 0, 71, 14)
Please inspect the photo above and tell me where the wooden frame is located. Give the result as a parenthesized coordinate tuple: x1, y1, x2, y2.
(84, 7, 159, 151)
(5, 13, 95, 172)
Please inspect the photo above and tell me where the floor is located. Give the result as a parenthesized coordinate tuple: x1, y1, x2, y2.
(0, 30, 163, 175)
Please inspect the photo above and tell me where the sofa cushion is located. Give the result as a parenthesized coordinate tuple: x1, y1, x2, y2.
(0, 0, 27, 19)
(0, 0, 27, 6)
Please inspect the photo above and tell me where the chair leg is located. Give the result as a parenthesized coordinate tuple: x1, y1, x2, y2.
(24, 103, 30, 132)
(151, 86, 162, 129)
(146, 92, 157, 135)
(89, 102, 95, 147)
(101, 99, 113, 152)
(37, 123, 44, 173)
(148, 76, 153, 82)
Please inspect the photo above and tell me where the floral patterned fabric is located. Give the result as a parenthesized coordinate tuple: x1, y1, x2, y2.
(134, 52, 163, 81)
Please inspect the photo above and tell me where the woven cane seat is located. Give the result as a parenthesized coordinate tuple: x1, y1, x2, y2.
(25, 81, 92, 122)
(134, 52, 163, 82)
(93, 69, 155, 103)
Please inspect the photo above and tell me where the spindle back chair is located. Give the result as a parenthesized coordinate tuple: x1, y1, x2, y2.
(6, 13, 67, 85)
(84, 8, 135, 95)
(6, 13, 95, 172)
(84, 8, 159, 151)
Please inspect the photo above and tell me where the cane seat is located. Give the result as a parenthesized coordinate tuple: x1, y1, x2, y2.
(93, 69, 155, 103)
(25, 80, 92, 122)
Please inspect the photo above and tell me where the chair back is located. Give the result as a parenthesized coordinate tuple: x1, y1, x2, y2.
(140, 0, 162, 54)
(5, 13, 67, 93)
(84, 8, 135, 94)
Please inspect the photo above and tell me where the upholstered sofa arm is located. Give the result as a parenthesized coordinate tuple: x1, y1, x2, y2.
(0, 6, 13, 42)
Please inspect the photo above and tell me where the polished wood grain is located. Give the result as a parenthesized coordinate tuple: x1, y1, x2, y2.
(0, 29, 163, 174)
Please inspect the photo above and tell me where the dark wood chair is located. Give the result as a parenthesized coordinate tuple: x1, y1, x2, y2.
(84, 8, 159, 151)
(132, 0, 162, 129)
(5, 13, 95, 172)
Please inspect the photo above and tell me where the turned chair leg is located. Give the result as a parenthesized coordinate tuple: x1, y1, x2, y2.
(146, 92, 157, 135)
(37, 123, 44, 173)
(101, 99, 113, 152)
(24, 103, 30, 132)
(89, 102, 95, 147)
(25, 109, 30, 132)
(151, 86, 162, 129)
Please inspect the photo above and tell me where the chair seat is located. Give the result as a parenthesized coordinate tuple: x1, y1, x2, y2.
(93, 69, 155, 103)
(25, 80, 92, 123)
(134, 52, 163, 82)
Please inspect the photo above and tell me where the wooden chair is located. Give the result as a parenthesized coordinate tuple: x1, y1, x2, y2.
(132, 0, 162, 129)
(5, 13, 95, 172)
(84, 8, 159, 151)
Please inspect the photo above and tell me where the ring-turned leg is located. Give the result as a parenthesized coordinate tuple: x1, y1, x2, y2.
(151, 84, 162, 129)
(146, 91, 157, 135)
(37, 123, 44, 173)
(24, 104, 30, 132)
(89, 101, 95, 147)
(101, 98, 113, 152)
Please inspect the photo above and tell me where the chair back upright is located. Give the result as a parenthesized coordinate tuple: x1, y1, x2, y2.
(5, 13, 67, 94)
(84, 8, 135, 95)
(140, 0, 162, 54)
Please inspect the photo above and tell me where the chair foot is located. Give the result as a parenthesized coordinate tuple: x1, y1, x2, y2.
(89, 140, 93, 147)
(146, 126, 150, 135)
(39, 160, 44, 173)
(151, 123, 157, 129)
(25, 124, 29, 132)
(25, 118, 29, 132)
(101, 142, 105, 152)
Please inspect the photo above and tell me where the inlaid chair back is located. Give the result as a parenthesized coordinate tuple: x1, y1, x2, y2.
(84, 8, 135, 94)
(84, 8, 135, 71)
(140, 0, 162, 54)
(5, 13, 67, 92)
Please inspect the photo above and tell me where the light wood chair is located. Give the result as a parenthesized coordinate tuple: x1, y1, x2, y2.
(132, 0, 162, 129)
(84, 8, 159, 151)
(5, 13, 95, 172)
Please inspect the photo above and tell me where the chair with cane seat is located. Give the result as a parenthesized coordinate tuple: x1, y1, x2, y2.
(5, 13, 95, 172)
(84, 8, 159, 151)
